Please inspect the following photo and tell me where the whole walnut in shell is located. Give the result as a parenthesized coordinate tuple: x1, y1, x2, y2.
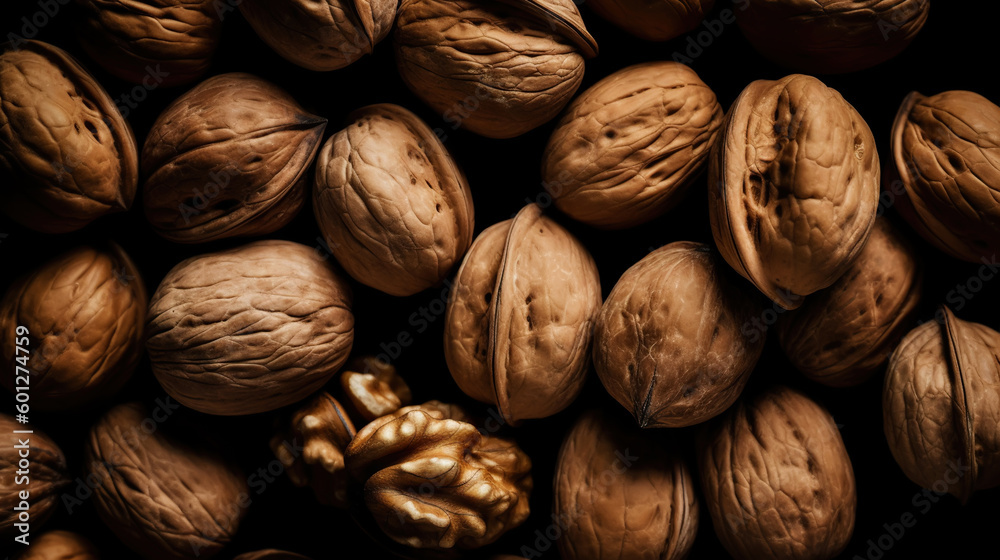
(394, 0, 598, 138)
(778, 217, 922, 387)
(74, 0, 222, 86)
(554, 409, 699, 560)
(147, 240, 354, 415)
(313, 104, 475, 296)
(542, 62, 723, 229)
(345, 401, 532, 550)
(240, 0, 396, 71)
(737, 0, 929, 74)
(709, 74, 879, 309)
(698, 386, 856, 560)
(0, 244, 146, 409)
(883, 307, 1000, 502)
(143, 73, 326, 243)
(85, 402, 249, 560)
(587, 0, 714, 41)
(891, 90, 1000, 262)
(18, 530, 100, 559)
(0, 415, 68, 539)
(444, 203, 602, 424)
(594, 242, 765, 428)
(0, 40, 138, 233)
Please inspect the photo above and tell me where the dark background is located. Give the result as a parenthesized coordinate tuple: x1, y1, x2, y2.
(1, 0, 998, 558)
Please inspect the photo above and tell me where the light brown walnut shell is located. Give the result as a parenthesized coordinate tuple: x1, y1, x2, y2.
(0, 415, 68, 539)
(587, 0, 714, 41)
(18, 530, 100, 559)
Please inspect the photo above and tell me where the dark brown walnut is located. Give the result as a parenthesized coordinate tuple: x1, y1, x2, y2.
(240, 0, 396, 71)
(737, 0, 929, 74)
(594, 242, 765, 428)
(698, 386, 857, 560)
(345, 401, 532, 550)
(0, 40, 138, 233)
(542, 61, 723, 229)
(143, 73, 326, 243)
(146, 240, 354, 415)
(778, 218, 922, 387)
(394, 0, 598, 139)
(314, 104, 475, 296)
(271, 391, 356, 508)
(0, 244, 146, 410)
(586, 0, 714, 41)
(234, 552, 312, 560)
(444, 203, 602, 424)
(74, 0, 222, 86)
(84, 402, 249, 560)
(554, 410, 699, 560)
(339, 356, 413, 423)
(18, 530, 100, 559)
(0, 415, 68, 539)
(883, 307, 1000, 502)
(891, 90, 1000, 262)
(709, 74, 879, 310)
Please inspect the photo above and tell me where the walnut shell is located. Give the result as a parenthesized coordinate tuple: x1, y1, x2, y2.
(339, 356, 413, 423)
(778, 217, 922, 387)
(234, 552, 312, 560)
(345, 401, 532, 550)
(240, 0, 396, 71)
(394, 0, 598, 138)
(594, 242, 765, 428)
(444, 203, 602, 424)
(890, 90, 1000, 262)
(698, 386, 857, 560)
(313, 104, 475, 296)
(554, 409, 699, 560)
(736, 0, 929, 74)
(0, 40, 138, 233)
(708, 74, 879, 310)
(74, 0, 222, 86)
(0, 244, 147, 410)
(18, 530, 100, 559)
(883, 307, 1000, 502)
(142, 73, 326, 243)
(586, 0, 714, 41)
(146, 240, 354, 415)
(85, 402, 249, 560)
(542, 61, 723, 229)
(0, 415, 68, 539)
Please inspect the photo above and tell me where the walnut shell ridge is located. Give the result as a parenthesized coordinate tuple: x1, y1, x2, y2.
(0, 415, 68, 539)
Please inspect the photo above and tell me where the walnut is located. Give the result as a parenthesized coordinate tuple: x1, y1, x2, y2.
(0, 244, 146, 410)
(890, 90, 1000, 262)
(142, 73, 326, 243)
(444, 203, 602, 424)
(345, 401, 532, 551)
(239, 0, 396, 71)
(394, 0, 598, 138)
(339, 356, 413, 423)
(736, 0, 929, 74)
(698, 386, 856, 560)
(587, 0, 714, 41)
(882, 307, 1000, 502)
(17, 530, 100, 559)
(708, 74, 879, 309)
(593, 242, 765, 428)
(313, 104, 475, 296)
(234, 550, 312, 560)
(0, 40, 138, 233)
(541, 61, 723, 229)
(146, 240, 354, 415)
(778, 217, 923, 387)
(0, 415, 68, 539)
(74, 0, 222, 86)
(554, 410, 699, 560)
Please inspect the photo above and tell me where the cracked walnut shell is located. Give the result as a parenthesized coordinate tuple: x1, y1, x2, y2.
(0, 415, 68, 539)
(339, 356, 413, 423)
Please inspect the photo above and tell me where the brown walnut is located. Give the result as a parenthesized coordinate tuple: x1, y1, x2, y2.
(394, 0, 598, 138)
(234, 552, 313, 560)
(594, 242, 765, 428)
(883, 307, 1000, 502)
(0, 415, 68, 539)
(0, 244, 146, 410)
(143, 73, 326, 243)
(542, 61, 723, 229)
(18, 530, 100, 559)
(698, 386, 857, 560)
(709, 74, 879, 309)
(0, 40, 138, 233)
(146, 240, 354, 415)
(338, 356, 413, 423)
(444, 203, 602, 424)
(891, 90, 1000, 262)
(313, 104, 475, 296)
(587, 0, 714, 41)
(554, 409, 699, 560)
